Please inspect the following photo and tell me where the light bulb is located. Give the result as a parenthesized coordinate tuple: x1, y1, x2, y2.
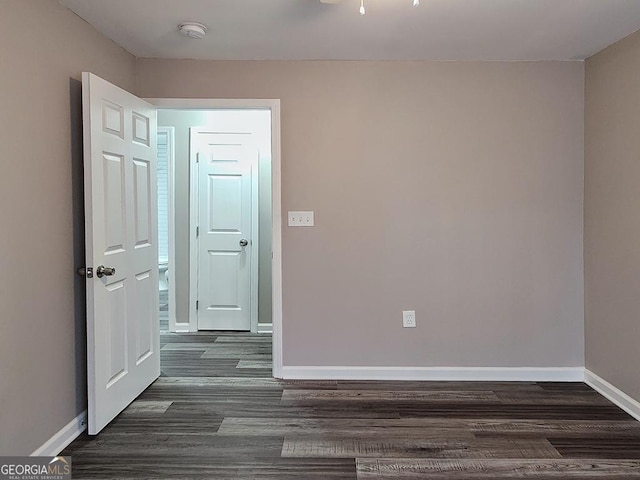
(413, 0, 419, 6)
(359, 0, 365, 15)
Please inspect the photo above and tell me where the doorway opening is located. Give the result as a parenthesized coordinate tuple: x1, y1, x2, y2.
(157, 126, 175, 332)
(156, 109, 271, 333)
(150, 99, 283, 379)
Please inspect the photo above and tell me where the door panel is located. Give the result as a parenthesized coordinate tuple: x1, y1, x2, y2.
(208, 250, 241, 307)
(134, 270, 154, 363)
(133, 158, 152, 247)
(208, 175, 243, 232)
(132, 112, 150, 146)
(194, 130, 256, 331)
(105, 280, 127, 384)
(83, 72, 159, 434)
(103, 153, 126, 253)
(102, 101, 124, 137)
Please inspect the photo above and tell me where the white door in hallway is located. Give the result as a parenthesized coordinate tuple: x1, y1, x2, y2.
(82, 73, 160, 434)
(193, 129, 257, 331)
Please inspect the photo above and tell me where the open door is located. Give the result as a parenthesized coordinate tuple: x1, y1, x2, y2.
(81, 73, 160, 434)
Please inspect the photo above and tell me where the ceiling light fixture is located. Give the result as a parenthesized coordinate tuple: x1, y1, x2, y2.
(319, 0, 420, 15)
(357, 0, 419, 15)
(178, 22, 207, 39)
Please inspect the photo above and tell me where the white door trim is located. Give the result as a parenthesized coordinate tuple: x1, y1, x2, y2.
(188, 140, 199, 333)
(251, 149, 260, 333)
(146, 98, 283, 378)
(157, 126, 178, 332)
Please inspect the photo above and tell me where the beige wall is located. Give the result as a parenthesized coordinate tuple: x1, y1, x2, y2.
(138, 59, 585, 368)
(156, 110, 272, 326)
(0, 0, 136, 455)
(585, 30, 640, 402)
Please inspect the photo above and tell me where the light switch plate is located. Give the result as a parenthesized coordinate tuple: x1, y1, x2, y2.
(288, 211, 315, 227)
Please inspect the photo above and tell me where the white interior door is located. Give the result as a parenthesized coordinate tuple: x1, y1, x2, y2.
(82, 72, 159, 434)
(193, 129, 256, 330)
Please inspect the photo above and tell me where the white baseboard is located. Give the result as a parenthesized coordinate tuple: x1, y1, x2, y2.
(31, 410, 87, 457)
(170, 323, 192, 333)
(281, 366, 585, 382)
(257, 323, 273, 334)
(585, 369, 640, 422)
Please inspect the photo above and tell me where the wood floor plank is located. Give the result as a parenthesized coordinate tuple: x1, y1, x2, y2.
(282, 437, 561, 459)
(161, 342, 268, 351)
(236, 360, 272, 369)
(218, 417, 479, 439)
(118, 400, 173, 416)
(550, 437, 640, 459)
(97, 415, 224, 435)
(282, 389, 500, 403)
(165, 401, 403, 419)
(495, 390, 614, 406)
(138, 390, 282, 403)
(66, 435, 283, 456)
(70, 458, 357, 480)
(356, 458, 640, 479)
(200, 349, 271, 360)
(394, 403, 632, 420)
(161, 350, 209, 359)
(153, 376, 282, 387)
(160, 333, 219, 343)
(330, 381, 546, 392)
(217, 417, 640, 438)
(471, 419, 640, 437)
(161, 366, 272, 378)
(537, 382, 595, 391)
(215, 336, 273, 344)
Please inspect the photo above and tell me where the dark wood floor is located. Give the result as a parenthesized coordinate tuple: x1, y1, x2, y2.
(63, 329, 640, 479)
(159, 290, 168, 331)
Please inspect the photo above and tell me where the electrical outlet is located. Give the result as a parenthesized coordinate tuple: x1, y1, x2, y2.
(288, 211, 315, 227)
(402, 310, 416, 328)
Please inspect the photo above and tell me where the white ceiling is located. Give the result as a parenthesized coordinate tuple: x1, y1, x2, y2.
(60, 0, 640, 61)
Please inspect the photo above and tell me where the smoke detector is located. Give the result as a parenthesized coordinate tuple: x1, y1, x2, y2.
(178, 22, 207, 39)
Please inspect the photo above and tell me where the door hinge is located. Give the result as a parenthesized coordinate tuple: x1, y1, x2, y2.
(196, 226, 200, 238)
(196, 300, 199, 310)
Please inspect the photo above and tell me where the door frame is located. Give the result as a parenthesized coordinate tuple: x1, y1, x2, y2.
(157, 126, 177, 332)
(146, 98, 283, 379)
(190, 127, 259, 333)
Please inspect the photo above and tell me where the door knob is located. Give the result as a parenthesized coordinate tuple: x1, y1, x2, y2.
(96, 265, 116, 278)
(239, 239, 249, 247)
